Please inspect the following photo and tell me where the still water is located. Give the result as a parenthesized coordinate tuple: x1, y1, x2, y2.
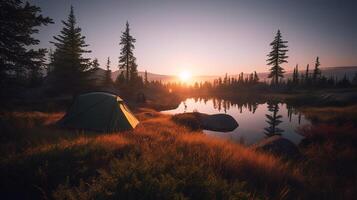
(162, 98, 310, 145)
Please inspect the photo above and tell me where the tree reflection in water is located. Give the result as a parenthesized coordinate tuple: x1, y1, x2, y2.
(264, 100, 284, 137)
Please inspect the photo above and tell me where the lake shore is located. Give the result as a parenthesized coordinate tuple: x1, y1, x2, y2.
(1, 99, 357, 199)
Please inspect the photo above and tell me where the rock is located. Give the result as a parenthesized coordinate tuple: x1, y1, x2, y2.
(200, 113, 238, 132)
(254, 135, 301, 159)
(172, 112, 238, 132)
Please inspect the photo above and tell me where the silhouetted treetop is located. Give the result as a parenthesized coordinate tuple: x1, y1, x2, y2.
(267, 30, 288, 85)
(50, 6, 93, 94)
(313, 56, 321, 81)
(118, 21, 136, 83)
(0, 0, 52, 89)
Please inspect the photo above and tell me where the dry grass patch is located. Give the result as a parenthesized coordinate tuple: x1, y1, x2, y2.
(1, 109, 304, 199)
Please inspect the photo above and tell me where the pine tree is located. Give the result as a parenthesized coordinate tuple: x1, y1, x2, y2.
(292, 64, 299, 84)
(312, 56, 321, 81)
(249, 73, 254, 84)
(305, 64, 310, 83)
(224, 73, 228, 85)
(118, 21, 136, 83)
(129, 57, 139, 84)
(50, 6, 92, 94)
(352, 73, 357, 86)
(0, 0, 52, 90)
(254, 71, 259, 83)
(267, 30, 288, 85)
(104, 57, 112, 86)
(144, 70, 149, 85)
(29, 53, 46, 87)
(47, 48, 55, 74)
(91, 58, 100, 69)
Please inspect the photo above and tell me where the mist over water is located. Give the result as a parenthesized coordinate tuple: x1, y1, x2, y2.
(162, 98, 309, 145)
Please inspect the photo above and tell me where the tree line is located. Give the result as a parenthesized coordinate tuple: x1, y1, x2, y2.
(0, 1, 143, 98)
(1, 1, 356, 99)
(160, 30, 356, 93)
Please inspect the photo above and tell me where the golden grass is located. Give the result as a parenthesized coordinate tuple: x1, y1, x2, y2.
(0, 109, 303, 199)
(299, 105, 357, 124)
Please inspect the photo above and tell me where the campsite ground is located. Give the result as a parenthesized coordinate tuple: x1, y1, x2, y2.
(1, 93, 357, 199)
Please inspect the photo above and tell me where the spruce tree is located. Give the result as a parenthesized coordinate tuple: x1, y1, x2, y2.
(312, 56, 321, 81)
(248, 73, 253, 84)
(129, 57, 139, 84)
(50, 6, 92, 94)
(305, 64, 310, 83)
(293, 64, 299, 84)
(47, 48, 55, 74)
(0, 0, 52, 90)
(144, 70, 149, 85)
(254, 71, 259, 83)
(118, 21, 136, 83)
(267, 30, 288, 85)
(104, 57, 112, 86)
(352, 73, 357, 86)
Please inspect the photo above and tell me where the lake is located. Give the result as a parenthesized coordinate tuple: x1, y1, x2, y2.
(162, 97, 310, 145)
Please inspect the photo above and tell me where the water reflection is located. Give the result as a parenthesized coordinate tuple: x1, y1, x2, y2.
(162, 97, 309, 145)
(264, 101, 283, 137)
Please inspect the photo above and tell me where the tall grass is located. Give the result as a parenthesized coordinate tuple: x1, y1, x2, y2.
(297, 124, 357, 199)
(300, 105, 357, 125)
(0, 109, 303, 199)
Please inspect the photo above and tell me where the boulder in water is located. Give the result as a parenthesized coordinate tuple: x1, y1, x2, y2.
(200, 113, 238, 132)
(172, 112, 238, 132)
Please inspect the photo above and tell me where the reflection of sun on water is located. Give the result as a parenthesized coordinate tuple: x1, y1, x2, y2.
(179, 70, 191, 82)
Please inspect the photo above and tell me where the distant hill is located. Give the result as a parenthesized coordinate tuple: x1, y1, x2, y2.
(105, 66, 357, 83)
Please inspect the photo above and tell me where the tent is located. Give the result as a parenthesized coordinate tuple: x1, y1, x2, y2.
(58, 92, 139, 132)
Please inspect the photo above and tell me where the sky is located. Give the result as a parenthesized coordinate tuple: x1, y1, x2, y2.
(30, 0, 357, 76)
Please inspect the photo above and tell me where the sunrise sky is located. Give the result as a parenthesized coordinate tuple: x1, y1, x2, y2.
(30, 0, 357, 76)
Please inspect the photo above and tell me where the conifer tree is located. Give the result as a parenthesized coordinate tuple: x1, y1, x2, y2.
(305, 64, 310, 83)
(29, 53, 46, 87)
(104, 57, 112, 86)
(249, 73, 254, 84)
(292, 64, 299, 84)
(47, 48, 55, 74)
(312, 56, 321, 81)
(129, 57, 139, 84)
(224, 73, 228, 85)
(0, 0, 52, 89)
(352, 73, 357, 86)
(267, 30, 288, 85)
(254, 71, 259, 83)
(118, 21, 136, 83)
(50, 6, 92, 94)
(144, 70, 149, 85)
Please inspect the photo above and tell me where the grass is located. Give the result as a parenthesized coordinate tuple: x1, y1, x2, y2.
(297, 124, 357, 199)
(0, 105, 356, 199)
(299, 105, 357, 125)
(0, 109, 303, 200)
(171, 112, 202, 131)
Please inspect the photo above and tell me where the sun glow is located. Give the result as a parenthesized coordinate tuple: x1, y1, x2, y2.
(178, 70, 192, 82)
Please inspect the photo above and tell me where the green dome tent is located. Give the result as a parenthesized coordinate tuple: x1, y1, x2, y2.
(58, 92, 139, 132)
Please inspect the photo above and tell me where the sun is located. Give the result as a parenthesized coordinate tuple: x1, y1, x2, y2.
(179, 70, 192, 82)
